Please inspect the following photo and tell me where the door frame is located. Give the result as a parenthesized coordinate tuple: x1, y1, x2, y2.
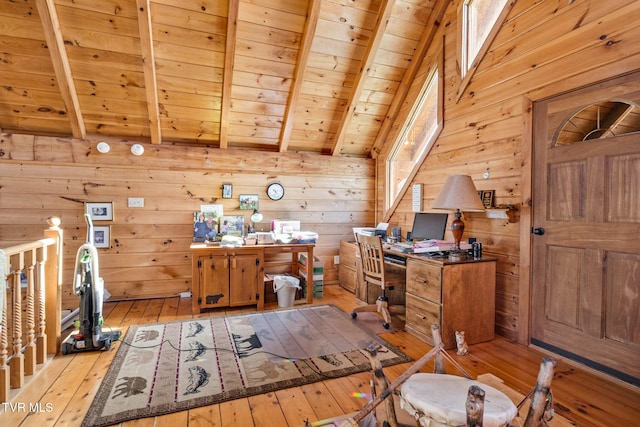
(519, 96, 534, 345)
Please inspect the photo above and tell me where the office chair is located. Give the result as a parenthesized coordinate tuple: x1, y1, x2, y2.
(351, 234, 405, 329)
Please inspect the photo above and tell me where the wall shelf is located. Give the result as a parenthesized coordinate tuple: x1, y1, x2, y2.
(485, 205, 518, 222)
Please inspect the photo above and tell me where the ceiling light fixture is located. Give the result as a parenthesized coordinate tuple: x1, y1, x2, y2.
(131, 144, 144, 156)
(96, 142, 110, 153)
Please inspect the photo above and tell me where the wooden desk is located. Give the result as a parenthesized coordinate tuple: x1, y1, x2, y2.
(393, 251, 496, 349)
(190, 243, 314, 313)
(338, 240, 496, 348)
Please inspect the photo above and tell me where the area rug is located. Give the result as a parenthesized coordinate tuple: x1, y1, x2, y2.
(83, 304, 411, 427)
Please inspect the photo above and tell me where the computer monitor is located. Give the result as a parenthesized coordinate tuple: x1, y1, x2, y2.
(410, 212, 448, 241)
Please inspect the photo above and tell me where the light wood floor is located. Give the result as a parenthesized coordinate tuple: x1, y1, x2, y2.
(2, 285, 639, 426)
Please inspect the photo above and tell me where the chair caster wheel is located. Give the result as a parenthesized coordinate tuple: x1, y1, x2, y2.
(351, 312, 357, 319)
(383, 322, 390, 329)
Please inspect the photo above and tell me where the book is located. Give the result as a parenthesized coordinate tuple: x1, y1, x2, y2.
(412, 240, 472, 253)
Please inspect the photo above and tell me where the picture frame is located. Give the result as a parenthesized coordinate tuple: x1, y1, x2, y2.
(478, 190, 495, 209)
(239, 194, 259, 210)
(86, 202, 114, 221)
(193, 211, 220, 242)
(220, 215, 245, 236)
(222, 183, 233, 199)
(93, 225, 111, 249)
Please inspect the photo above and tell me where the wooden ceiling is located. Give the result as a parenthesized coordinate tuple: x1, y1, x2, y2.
(0, 0, 443, 158)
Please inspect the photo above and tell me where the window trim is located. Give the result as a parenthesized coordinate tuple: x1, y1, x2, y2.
(383, 47, 443, 221)
(456, 0, 516, 102)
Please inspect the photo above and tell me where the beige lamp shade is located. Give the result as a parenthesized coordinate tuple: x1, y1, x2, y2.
(432, 175, 485, 212)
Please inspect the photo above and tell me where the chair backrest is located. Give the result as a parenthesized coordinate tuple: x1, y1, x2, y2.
(356, 234, 385, 288)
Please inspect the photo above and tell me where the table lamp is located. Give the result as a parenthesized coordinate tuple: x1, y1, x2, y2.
(432, 174, 485, 261)
(248, 209, 263, 233)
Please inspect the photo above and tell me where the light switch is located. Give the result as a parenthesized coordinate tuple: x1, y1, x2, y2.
(128, 197, 144, 208)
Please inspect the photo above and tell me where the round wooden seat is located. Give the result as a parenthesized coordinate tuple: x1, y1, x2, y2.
(400, 373, 517, 427)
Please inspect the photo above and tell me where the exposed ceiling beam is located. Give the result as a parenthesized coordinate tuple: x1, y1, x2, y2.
(219, 0, 240, 150)
(278, 0, 321, 153)
(136, 0, 162, 145)
(35, 0, 85, 139)
(370, 0, 449, 159)
(330, 0, 395, 156)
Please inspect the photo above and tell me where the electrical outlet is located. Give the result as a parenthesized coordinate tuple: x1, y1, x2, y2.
(179, 291, 192, 298)
(334, 255, 340, 264)
(128, 197, 144, 208)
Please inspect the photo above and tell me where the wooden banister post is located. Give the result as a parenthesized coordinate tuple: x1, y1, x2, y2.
(0, 272, 8, 402)
(44, 217, 63, 355)
(10, 254, 24, 389)
(24, 249, 37, 376)
(36, 253, 47, 364)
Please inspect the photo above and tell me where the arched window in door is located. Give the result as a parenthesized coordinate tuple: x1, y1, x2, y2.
(554, 100, 640, 146)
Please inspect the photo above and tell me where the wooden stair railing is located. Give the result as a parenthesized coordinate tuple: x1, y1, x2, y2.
(0, 218, 63, 403)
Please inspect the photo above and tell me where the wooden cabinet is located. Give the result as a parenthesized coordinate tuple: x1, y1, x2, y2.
(191, 246, 263, 313)
(405, 257, 496, 349)
(190, 243, 315, 313)
(338, 241, 359, 293)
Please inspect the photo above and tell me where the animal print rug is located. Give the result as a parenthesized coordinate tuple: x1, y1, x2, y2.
(82, 304, 411, 427)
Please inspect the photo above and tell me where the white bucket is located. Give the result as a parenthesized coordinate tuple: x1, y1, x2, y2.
(276, 285, 297, 307)
(273, 275, 300, 308)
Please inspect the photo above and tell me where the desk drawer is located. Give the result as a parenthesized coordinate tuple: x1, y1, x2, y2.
(338, 266, 357, 293)
(406, 261, 441, 303)
(405, 293, 440, 341)
(340, 241, 358, 268)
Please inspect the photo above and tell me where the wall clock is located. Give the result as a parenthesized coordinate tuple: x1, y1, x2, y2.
(266, 182, 285, 201)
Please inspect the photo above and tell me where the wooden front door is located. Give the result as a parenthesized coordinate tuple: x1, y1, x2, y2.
(532, 72, 640, 385)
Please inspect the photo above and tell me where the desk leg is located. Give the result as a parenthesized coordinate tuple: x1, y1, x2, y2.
(306, 246, 314, 304)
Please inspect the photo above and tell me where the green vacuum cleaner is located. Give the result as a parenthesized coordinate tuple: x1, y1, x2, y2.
(61, 214, 121, 354)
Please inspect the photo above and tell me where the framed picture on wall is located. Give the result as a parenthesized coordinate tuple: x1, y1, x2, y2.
(222, 183, 233, 198)
(93, 225, 111, 249)
(239, 194, 258, 210)
(220, 215, 245, 236)
(477, 190, 495, 209)
(86, 202, 114, 221)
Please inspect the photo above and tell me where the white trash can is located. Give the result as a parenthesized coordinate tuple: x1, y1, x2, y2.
(273, 275, 301, 307)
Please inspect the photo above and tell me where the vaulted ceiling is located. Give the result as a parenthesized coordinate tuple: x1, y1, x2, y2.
(0, 0, 445, 158)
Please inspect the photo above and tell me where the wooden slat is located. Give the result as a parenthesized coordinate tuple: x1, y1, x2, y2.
(219, 0, 239, 149)
(278, 0, 321, 153)
(136, 0, 162, 145)
(331, 0, 395, 156)
(35, 0, 85, 139)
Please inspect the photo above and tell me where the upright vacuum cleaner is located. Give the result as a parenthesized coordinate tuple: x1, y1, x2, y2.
(61, 214, 121, 354)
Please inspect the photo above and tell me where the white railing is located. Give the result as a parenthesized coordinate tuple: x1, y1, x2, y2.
(0, 218, 63, 403)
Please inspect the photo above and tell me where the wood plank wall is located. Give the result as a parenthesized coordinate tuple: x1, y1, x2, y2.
(0, 135, 374, 309)
(378, 0, 640, 342)
(1, 0, 639, 343)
